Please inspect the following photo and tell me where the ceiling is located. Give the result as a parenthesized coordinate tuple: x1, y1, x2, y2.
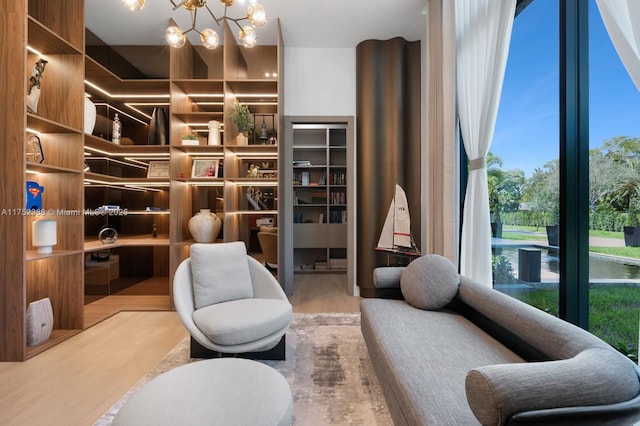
(85, 0, 427, 49)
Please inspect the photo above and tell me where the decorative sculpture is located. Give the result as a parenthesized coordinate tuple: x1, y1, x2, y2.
(26, 58, 48, 113)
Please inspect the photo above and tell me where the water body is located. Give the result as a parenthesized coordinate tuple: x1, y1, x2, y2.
(498, 247, 640, 280)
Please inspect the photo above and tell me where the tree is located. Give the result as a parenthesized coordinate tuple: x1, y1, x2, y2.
(498, 169, 526, 213)
(487, 152, 504, 223)
(602, 136, 640, 170)
(522, 160, 559, 225)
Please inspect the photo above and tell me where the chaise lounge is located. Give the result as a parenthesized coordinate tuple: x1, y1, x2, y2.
(361, 254, 640, 425)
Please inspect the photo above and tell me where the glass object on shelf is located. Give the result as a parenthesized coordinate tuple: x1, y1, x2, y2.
(26, 135, 44, 163)
(112, 113, 121, 145)
(98, 226, 119, 245)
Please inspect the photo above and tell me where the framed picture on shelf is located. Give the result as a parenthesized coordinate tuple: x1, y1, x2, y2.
(192, 158, 219, 178)
(147, 161, 170, 178)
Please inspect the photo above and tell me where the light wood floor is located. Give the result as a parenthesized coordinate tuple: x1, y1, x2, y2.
(0, 273, 359, 425)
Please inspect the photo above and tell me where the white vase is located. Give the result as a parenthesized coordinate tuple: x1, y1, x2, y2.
(32, 219, 57, 254)
(188, 209, 222, 243)
(84, 97, 97, 134)
(208, 120, 221, 145)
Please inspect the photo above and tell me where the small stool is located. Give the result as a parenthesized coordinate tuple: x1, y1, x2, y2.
(113, 358, 293, 426)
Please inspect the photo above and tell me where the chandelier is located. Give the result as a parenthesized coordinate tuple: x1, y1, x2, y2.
(120, 0, 268, 49)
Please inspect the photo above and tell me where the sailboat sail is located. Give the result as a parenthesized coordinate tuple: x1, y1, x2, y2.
(376, 184, 418, 253)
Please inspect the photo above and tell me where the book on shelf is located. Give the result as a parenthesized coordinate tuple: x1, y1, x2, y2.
(301, 171, 310, 186)
(314, 260, 328, 270)
(294, 160, 312, 166)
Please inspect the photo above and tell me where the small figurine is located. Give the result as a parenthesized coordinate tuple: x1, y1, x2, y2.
(26, 58, 48, 113)
(248, 164, 259, 178)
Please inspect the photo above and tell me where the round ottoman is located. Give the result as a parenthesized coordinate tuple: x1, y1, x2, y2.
(113, 358, 293, 426)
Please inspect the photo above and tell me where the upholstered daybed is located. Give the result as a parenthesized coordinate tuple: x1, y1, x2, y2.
(361, 255, 640, 425)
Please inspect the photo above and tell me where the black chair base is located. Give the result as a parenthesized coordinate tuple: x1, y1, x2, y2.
(189, 335, 286, 360)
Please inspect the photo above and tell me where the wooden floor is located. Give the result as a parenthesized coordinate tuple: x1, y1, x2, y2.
(0, 272, 359, 425)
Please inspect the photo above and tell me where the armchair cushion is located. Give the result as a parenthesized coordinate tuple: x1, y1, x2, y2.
(192, 298, 292, 346)
(190, 242, 253, 309)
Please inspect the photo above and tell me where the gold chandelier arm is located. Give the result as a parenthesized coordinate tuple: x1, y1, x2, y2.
(204, 4, 223, 26)
(228, 16, 248, 31)
(171, 0, 189, 10)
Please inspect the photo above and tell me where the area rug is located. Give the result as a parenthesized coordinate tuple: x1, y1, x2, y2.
(95, 313, 392, 425)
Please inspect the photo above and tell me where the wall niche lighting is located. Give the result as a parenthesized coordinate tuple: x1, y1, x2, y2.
(121, 0, 267, 49)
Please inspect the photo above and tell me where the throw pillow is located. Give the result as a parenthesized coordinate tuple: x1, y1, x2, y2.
(400, 254, 459, 310)
(465, 348, 640, 425)
(190, 241, 253, 309)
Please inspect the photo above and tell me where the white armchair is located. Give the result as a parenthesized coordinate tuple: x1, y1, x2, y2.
(173, 242, 292, 359)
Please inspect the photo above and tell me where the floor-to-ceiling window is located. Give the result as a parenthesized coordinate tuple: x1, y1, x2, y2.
(588, 0, 640, 360)
(491, 0, 561, 315)
(487, 0, 640, 359)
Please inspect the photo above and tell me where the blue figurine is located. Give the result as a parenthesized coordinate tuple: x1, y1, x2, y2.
(26, 181, 44, 210)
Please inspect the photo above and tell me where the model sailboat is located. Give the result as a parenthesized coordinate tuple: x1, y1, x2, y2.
(375, 184, 420, 256)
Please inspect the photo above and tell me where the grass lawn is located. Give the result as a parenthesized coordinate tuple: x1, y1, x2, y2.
(497, 225, 640, 359)
(590, 246, 640, 259)
(519, 287, 640, 360)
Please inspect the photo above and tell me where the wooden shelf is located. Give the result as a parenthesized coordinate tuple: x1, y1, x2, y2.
(172, 79, 224, 94)
(84, 134, 171, 157)
(26, 162, 81, 174)
(172, 111, 224, 123)
(84, 235, 170, 252)
(171, 145, 225, 155)
(85, 56, 170, 98)
(27, 17, 82, 55)
(27, 114, 81, 134)
(26, 250, 83, 262)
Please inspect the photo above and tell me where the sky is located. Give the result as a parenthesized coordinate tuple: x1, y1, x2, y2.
(492, 0, 640, 178)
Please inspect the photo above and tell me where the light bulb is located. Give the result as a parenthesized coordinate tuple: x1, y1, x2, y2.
(121, 0, 145, 11)
(166, 26, 186, 48)
(239, 26, 257, 48)
(201, 29, 219, 49)
(247, 3, 267, 28)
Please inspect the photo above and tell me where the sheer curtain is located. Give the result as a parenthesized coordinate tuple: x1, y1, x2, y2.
(456, 0, 516, 285)
(596, 0, 640, 90)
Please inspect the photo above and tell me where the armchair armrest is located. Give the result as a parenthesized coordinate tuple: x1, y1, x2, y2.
(247, 256, 288, 301)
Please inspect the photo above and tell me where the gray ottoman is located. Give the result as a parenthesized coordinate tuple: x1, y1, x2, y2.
(113, 358, 293, 426)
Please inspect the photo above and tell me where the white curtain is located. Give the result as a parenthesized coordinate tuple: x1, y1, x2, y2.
(456, 0, 516, 285)
(596, 0, 640, 90)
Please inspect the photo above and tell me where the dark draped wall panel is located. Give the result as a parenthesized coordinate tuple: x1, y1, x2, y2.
(356, 37, 421, 297)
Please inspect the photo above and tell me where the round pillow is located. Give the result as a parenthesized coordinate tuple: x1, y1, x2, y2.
(400, 254, 460, 310)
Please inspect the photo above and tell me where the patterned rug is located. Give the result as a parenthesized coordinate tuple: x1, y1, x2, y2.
(95, 313, 392, 425)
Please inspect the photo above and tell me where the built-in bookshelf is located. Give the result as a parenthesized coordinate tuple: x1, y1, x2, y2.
(282, 119, 354, 296)
(1, 0, 86, 361)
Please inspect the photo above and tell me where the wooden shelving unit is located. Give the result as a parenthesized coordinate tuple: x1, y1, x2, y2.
(169, 21, 284, 294)
(0, 4, 284, 360)
(1, 0, 85, 361)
